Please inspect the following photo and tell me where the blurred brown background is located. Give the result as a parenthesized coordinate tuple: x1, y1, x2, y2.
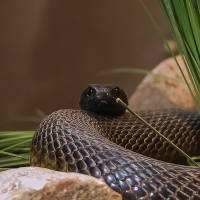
(0, 1, 171, 130)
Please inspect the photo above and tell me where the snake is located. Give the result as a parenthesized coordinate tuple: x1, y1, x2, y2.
(29, 84, 200, 200)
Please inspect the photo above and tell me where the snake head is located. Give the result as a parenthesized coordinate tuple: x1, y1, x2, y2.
(79, 84, 128, 115)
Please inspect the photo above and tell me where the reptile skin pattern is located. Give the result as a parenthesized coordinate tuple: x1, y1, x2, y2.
(29, 108, 200, 200)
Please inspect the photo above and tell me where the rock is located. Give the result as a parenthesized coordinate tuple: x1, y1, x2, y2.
(129, 55, 195, 110)
(0, 167, 122, 200)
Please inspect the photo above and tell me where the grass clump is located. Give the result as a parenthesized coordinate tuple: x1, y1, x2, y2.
(0, 131, 34, 171)
(158, 0, 200, 113)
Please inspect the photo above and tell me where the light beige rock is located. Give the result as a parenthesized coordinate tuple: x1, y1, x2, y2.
(129, 55, 195, 110)
(0, 167, 122, 200)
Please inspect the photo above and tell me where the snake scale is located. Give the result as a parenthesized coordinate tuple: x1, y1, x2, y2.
(29, 85, 200, 200)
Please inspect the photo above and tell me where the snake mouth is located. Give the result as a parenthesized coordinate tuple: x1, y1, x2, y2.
(98, 100, 108, 107)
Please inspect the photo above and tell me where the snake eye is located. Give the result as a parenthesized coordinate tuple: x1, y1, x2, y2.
(87, 87, 96, 97)
(114, 87, 120, 97)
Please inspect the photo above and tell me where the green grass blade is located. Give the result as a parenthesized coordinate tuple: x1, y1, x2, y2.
(1, 139, 32, 152)
(98, 68, 186, 84)
(0, 131, 33, 170)
(0, 150, 27, 159)
(147, 0, 200, 113)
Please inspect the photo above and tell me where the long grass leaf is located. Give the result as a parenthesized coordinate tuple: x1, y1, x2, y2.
(157, 0, 200, 112)
(98, 68, 186, 83)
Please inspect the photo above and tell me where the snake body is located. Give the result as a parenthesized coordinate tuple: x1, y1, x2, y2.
(29, 85, 200, 200)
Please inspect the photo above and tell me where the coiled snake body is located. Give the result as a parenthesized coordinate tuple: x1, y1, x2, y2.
(29, 85, 200, 200)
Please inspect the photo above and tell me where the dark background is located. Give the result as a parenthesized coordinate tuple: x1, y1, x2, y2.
(0, 1, 171, 130)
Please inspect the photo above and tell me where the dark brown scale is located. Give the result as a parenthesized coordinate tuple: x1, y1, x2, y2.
(176, 190, 190, 199)
(193, 194, 200, 200)
(149, 178, 164, 188)
(29, 109, 200, 200)
(89, 166, 101, 178)
(68, 163, 77, 172)
(142, 182, 157, 193)
(109, 182, 121, 193)
(76, 160, 87, 170)
(149, 192, 165, 200)
(73, 151, 83, 160)
(158, 188, 173, 198)
(64, 153, 75, 164)
(181, 187, 195, 196)
(171, 179, 184, 188)
(133, 186, 148, 197)
(97, 163, 110, 175)
(84, 156, 96, 167)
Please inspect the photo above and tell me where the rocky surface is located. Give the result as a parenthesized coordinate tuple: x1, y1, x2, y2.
(0, 167, 122, 200)
(129, 55, 195, 110)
